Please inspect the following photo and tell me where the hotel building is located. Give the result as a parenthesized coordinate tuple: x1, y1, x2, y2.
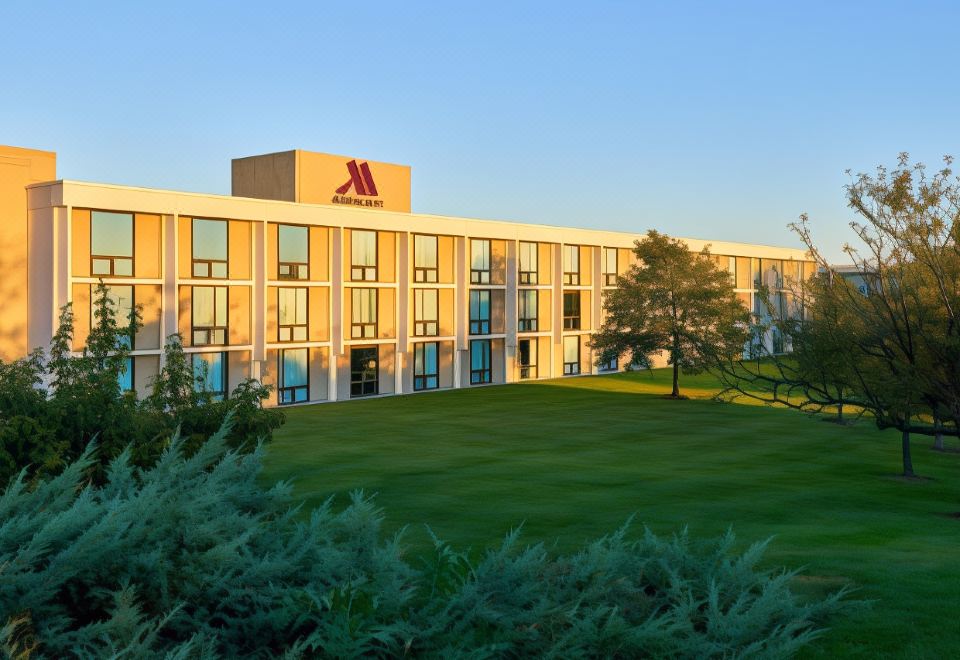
(0, 145, 812, 406)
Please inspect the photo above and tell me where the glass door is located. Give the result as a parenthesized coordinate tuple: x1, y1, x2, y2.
(350, 347, 379, 397)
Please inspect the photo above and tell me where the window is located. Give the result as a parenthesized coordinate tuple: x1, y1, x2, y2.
(563, 335, 580, 375)
(278, 287, 308, 342)
(192, 286, 228, 346)
(563, 292, 581, 330)
(758, 259, 783, 289)
(469, 290, 491, 335)
(279, 348, 309, 404)
(193, 352, 227, 400)
(350, 347, 378, 397)
(518, 289, 538, 332)
(118, 357, 134, 392)
(603, 247, 618, 286)
(518, 338, 537, 380)
(91, 211, 134, 277)
(278, 224, 309, 280)
(414, 342, 439, 391)
(519, 241, 538, 285)
(414, 234, 439, 283)
(563, 245, 580, 285)
(351, 230, 377, 281)
(351, 288, 377, 339)
(712, 254, 736, 285)
(96, 285, 135, 349)
(414, 289, 439, 336)
(600, 356, 618, 371)
(736, 257, 752, 290)
(470, 239, 490, 284)
(192, 218, 228, 279)
(470, 339, 491, 384)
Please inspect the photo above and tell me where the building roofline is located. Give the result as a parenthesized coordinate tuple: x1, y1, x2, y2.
(27, 178, 810, 257)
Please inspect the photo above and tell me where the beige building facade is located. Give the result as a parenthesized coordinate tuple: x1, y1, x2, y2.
(1, 145, 812, 406)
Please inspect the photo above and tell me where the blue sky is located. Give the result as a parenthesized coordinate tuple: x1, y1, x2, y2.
(2, 1, 958, 261)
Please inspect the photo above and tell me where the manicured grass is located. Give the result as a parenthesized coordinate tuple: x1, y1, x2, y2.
(262, 370, 960, 658)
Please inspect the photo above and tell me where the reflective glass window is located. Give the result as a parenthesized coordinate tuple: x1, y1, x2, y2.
(351, 288, 377, 338)
(519, 241, 538, 285)
(351, 230, 377, 280)
(91, 211, 134, 276)
(278, 225, 309, 280)
(280, 348, 309, 404)
(192, 219, 228, 279)
(414, 342, 439, 391)
(414, 234, 439, 283)
(193, 352, 227, 400)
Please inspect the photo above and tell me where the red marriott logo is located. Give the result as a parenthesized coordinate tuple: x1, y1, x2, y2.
(331, 160, 385, 208)
(336, 160, 378, 196)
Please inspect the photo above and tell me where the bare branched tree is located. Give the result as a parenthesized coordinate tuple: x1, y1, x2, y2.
(714, 154, 960, 477)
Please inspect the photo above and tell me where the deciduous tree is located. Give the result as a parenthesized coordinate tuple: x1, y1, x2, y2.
(591, 231, 750, 398)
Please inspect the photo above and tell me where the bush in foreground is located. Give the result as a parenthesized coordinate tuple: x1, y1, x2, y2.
(0, 423, 851, 658)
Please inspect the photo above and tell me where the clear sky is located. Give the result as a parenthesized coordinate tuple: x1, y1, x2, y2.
(2, 1, 958, 261)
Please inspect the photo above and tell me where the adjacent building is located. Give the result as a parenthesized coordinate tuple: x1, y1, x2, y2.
(0, 145, 813, 406)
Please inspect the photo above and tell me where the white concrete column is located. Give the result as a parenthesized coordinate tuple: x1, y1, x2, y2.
(553, 243, 564, 377)
(396, 231, 409, 394)
(504, 239, 518, 383)
(252, 221, 266, 364)
(160, 213, 179, 367)
(329, 227, 343, 401)
(592, 246, 602, 375)
(454, 236, 467, 388)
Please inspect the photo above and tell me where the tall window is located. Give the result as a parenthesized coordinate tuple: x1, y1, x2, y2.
(414, 234, 438, 283)
(279, 348, 309, 404)
(278, 287, 308, 342)
(761, 259, 783, 289)
(97, 285, 135, 349)
(278, 224, 309, 280)
(192, 218, 228, 278)
(603, 247, 618, 286)
(91, 211, 134, 277)
(469, 290, 490, 335)
(563, 336, 580, 375)
(350, 347, 378, 397)
(518, 289, 538, 332)
(193, 352, 227, 400)
(414, 289, 439, 336)
(192, 286, 227, 346)
(414, 342, 439, 391)
(470, 239, 490, 284)
(118, 357, 134, 392)
(351, 230, 377, 281)
(563, 245, 580, 285)
(518, 338, 537, 380)
(470, 339, 491, 384)
(519, 241, 538, 285)
(563, 292, 581, 330)
(351, 288, 377, 339)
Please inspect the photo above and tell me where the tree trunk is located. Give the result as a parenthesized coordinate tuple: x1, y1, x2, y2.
(671, 361, 680, 397)
(902, 429, 915, 478)
(932, 414, 944, 450)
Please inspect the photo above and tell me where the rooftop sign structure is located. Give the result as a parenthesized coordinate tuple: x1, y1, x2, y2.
(231, 150, 411, 213)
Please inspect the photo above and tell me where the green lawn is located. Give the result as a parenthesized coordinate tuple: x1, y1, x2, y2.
(261, 370, 960, 658)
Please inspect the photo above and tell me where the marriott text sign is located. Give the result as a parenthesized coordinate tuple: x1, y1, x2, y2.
(231, 149, 411, 213)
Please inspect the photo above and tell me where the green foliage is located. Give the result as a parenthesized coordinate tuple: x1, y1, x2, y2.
(0, 282, 282, 485)
(716, 154, 960, 475)
(591, 231, 750, 397)
(0, 423, 852, 658)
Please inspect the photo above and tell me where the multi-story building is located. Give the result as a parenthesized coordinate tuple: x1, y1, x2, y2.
(0, 145, 813, 406)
